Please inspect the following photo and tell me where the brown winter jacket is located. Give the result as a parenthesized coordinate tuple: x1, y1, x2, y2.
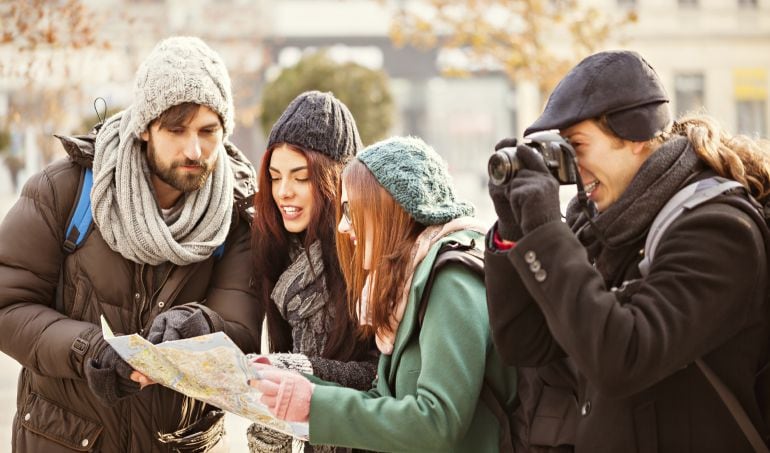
(486, 189, 770, 452)
(0, 133, 263, 452)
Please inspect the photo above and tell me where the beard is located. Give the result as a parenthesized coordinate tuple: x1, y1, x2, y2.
(145, 139, 215, 193)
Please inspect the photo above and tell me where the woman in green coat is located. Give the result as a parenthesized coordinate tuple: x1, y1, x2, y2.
(250, 136, 518, 452)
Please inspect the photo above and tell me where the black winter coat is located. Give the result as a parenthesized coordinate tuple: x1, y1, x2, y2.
(486, 190, 770, 452)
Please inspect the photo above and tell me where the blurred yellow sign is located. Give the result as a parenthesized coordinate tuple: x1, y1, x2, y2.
(734, 68, 768, 100)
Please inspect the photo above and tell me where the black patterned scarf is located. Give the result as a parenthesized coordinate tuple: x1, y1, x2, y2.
(566, 136, 703, 282)
(270, 239, 330, 357)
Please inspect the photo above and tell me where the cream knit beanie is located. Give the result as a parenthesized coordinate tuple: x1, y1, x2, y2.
(128, 36, 234, 138)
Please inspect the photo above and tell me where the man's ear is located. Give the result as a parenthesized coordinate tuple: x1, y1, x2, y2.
(629, 140, 647, 156)
(140, 130, 149, 142)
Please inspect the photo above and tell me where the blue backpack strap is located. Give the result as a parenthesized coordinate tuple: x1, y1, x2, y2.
(638, 176, 743, 277)
(63, 167, 94, 253)
(57, 167, 93, 313)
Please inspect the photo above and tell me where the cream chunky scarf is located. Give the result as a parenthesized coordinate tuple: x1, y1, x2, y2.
(92, 108, 233, 266)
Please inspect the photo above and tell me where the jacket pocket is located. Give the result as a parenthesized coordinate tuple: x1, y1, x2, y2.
(20, 392, 103, 451)
(632, 401, 658, 453)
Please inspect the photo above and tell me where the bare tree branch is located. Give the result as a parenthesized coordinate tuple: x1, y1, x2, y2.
(388, 0, 636, 93)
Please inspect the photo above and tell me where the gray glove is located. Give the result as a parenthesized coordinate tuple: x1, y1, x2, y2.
(489, 137, 524, 241)
(505, 144, 561, 235)
(146, 306, 212, 344)
(84, 335, 140, 406)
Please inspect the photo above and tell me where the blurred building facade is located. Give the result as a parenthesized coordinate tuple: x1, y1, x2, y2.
(260, 0, 770, 223)
(621, 0, 770, 138)
(0, 0, 769, 224)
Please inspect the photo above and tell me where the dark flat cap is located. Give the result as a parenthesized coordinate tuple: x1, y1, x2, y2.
(525, 50, 672, 141)
(268, 90, 363, 162)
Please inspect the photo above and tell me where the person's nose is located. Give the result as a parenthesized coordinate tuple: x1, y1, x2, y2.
(184, 136, 202, 161)
(337, 216, 350, 234)
(277, 179, 294, 199)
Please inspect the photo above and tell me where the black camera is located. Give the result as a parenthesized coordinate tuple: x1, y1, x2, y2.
(488, 131, 578, 186)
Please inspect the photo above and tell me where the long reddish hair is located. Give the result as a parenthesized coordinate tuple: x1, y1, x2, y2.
(336, 160, 425, 339)
(251, 144, 369, 361)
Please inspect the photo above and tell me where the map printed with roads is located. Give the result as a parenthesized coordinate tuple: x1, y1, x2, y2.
(100, 316, 309, 440)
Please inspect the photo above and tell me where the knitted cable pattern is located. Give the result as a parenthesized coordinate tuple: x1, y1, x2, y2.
(91, 108, 233, 266)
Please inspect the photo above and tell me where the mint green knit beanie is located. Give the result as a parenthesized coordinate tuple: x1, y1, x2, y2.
(356, 136, 475, 225)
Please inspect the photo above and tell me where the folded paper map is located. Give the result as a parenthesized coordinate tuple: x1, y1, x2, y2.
(100, 315, 308, 440)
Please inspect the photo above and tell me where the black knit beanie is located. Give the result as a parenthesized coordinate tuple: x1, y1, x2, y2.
(267, 91, 363, 162)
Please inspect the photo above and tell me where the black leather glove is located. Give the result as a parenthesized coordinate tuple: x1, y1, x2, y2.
(506, 144, 562, 235)
(489, 138, 524, 241)
(84, 335, 140, 406)
(146, 306, 212, 344)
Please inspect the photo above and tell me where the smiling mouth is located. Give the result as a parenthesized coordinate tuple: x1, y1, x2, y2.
(280, 206, 303, 219)
(585, 180, 599, 193)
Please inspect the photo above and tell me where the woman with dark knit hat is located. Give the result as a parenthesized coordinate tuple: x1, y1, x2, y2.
(247, 91, 377, 453)
(249, 136, 519, 452)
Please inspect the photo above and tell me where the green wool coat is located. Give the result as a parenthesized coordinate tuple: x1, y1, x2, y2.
(308, 230, 518, 452)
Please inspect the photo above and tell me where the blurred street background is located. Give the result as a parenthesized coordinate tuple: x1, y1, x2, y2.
(1, 0, 769, 451)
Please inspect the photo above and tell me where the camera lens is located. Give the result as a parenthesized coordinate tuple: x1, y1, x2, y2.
(488, 152, 513, 186)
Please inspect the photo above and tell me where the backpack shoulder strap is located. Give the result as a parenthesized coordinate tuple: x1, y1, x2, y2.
(417, 239, 483, 326)
(638, 176, 744, 277)
(63, 167, 94, 253)
(636, 177, 770, 450)
(416, 240, 514, 452)
(57, 167, 94, 313)
(696, 358, 770, 452)
(480, 377, 515, 453)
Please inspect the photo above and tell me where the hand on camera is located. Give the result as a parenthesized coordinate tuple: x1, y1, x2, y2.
(489, 137, 524, 241)
(505, 144, 561, 236)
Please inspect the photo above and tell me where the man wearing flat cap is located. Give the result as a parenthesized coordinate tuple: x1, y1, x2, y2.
(485, 50, 770, 451)
(0, 37, 262, 451)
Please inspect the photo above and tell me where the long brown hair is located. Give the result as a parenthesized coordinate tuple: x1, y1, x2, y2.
(336, 160, 425, 339)
(251, 143, 369, 361)
(635, 112, 770, 201)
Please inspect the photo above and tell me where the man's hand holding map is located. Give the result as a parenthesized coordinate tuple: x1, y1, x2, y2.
(100, 315, 309, 440)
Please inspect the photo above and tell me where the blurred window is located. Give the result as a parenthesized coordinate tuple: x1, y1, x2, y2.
(738, 0, 758, 7)
(674, 73, 705, 117)
(736, 101, 767, 137)
(734, 68, 768, 137)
